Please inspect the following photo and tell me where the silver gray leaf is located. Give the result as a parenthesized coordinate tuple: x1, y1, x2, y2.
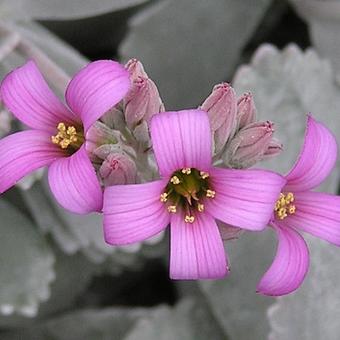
(120, 0, 273, 110)
(0, 200, 55, 317)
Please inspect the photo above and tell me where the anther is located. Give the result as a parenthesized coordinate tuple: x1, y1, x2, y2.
(181, 167, 191, 175)
(197, 203, 204, 212)
(160, 193, 168, 202)
(51, 122, 83, 150)
(275, 192, 296, 220)
(168, 205, 177, 213)
(206, 189, 215, 198)
(184, 215, 195, 223)
(200, 171, 209, 179)
(170, 176, 180, 185)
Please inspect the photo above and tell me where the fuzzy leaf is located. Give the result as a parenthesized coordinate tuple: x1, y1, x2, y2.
(0, 0, 152, 20)
(2, 298, 225, 340)
(0, 199, 55, 317)
(233, 43, 340, 192)
(21, 180, 165, 267)
(233, 43, 340, 340)
(199, 231, 276, 340)
(120, 0, 273, 109)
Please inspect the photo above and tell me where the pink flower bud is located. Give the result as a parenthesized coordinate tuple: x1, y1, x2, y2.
(86, 121, 120, 156)
(124, 76, 164, 130)
(224, 121, 275, 168)
(133, 120, 151, 145)
(263, 138, 283, 158)
(100, 106, 125, 131)
(99, 152, 137, 186)
(200, 83, 237, 154)
(125, 58, 148, 80)
(237, 92, 257, 129)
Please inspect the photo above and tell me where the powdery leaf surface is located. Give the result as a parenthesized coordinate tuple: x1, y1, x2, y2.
(120, 0, 272, 110)
(232, 44, 340, 340)
(22, 180, 164, 269)
(199, 231, 276, 340)
(2, 298, 225, 340)
(233, 43, 340, 192)
(0, 0, 151, 20)
(0, 200, 55, 318)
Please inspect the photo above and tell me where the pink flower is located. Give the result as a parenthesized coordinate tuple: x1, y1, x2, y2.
(257, 115, 340, 296)
(103, 109, 285, 279)
(0, 60, 130, 214)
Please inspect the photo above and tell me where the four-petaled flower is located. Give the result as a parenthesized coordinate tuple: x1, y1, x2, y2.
(0, 60, 130, 213)
(257, 115, 340, 296)
(103, 109, 285, 279)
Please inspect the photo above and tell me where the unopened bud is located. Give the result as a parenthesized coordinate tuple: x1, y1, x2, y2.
(99, 151, 137, 186)
(100, 106, 125, 131)
(224, 121, 275, 168)
(237, 92, 257, 129)
(200, 83, 237, 154)
(263, 138, 283, 158)
(133, 120, 151, 145)
(125, 58, 148, 80)
(124, 76, 164, 130)
(94, 143, 136, 161)
(86, 121, 120, 157)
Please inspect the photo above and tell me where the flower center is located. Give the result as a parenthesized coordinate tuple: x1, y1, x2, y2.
(160, 168, 215, 223)
(51, 122, 84, 151)
(274, 192, 296, 220)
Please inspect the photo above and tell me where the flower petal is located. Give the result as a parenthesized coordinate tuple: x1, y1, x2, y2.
(65, 60, 130, 132)
(103, 180, 170, 245)
(285, 115, 337, 191)
(287, 191, 340, 246)
(257, 222, 309, 296)
(48, 146, 102, 214)
(150, 110, 212, 176)
(205, 167, 286, 230)
(1, 60, 76, 132)
(170, 212, 228, 279)
(0, 130, 63, 193)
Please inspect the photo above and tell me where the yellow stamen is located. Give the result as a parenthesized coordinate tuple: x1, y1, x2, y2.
(275, 192, 296, 220)
(51, 122, 83, 150)
(206, 189, 215, 198)
(170, 176, 180, 185)
(197, 203, 204, 212)
(181, 167, 191, 175)
(168, 205, 177, 213)
(200, 171, 209, 179)
(160, 193, 168, 202)
(184, 215, 195, 223)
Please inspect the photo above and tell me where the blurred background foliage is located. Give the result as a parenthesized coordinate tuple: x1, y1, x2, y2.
(1, 0, 340, 339)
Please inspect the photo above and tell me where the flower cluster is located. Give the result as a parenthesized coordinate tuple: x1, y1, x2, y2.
(0, 59, 339, 296)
